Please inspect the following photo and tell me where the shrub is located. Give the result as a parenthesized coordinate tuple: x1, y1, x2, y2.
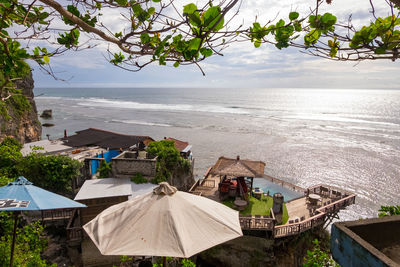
(131, 173, 148, 184)
(98, 161, 112, 178)
(17, 153, 82, 195)
(378, 205, 400, 217)
(304, 239, 338, 267)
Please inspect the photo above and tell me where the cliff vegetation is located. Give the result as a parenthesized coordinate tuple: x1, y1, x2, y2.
(0, 62, 41, 143)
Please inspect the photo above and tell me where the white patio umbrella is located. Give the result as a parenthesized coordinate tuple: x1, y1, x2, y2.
(83, 182, 242, 259)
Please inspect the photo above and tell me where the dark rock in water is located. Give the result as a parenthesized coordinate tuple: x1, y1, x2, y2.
(40, 109, 53, 119)
(42, 123, 55, 127)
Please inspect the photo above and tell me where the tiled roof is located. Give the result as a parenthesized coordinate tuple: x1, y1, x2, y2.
(209, 156, 265, 177)
(165, 137, 189, 152)
(63, 128, 154, 150)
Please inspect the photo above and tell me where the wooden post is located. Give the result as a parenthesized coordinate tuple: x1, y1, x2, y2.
(162, 256, 167, 267)
(10, 212, 18, 267)
(250, 177, 253, 196)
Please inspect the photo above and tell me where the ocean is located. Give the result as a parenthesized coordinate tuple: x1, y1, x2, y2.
(34, 87, 400, 221)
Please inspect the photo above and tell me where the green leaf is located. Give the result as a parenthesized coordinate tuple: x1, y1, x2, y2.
(43, 56, 49, 64)
(148, 7, 155, 15)
(140, 33, 150, 43)
(183, 3, 197, 15)
(188, 13, 201, 27)
(294, 21, 302, 32)
(276, 19, 285, 28)
(203, 6, 224, 31)
(200, 48, 212, 57)
(254, 39, 261, 48)
(289, 12, 299, 21)
(173, 61, 180, 67)
(152, 0, 161, 2)
(115, 0, 128, 6)
(304, 29, 321, 46)
(188, 38, 202, 50)
(67, 5, 80, 17)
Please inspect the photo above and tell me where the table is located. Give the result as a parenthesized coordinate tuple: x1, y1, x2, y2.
(309, 194, 321, 200)
(308, 193, 321, 205)
(234, 199, 248, 211)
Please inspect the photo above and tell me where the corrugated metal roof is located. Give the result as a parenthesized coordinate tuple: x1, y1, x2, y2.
(63, 128, 154, 150)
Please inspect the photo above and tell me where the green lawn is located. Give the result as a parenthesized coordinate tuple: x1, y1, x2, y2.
(223, 195, 288, 224)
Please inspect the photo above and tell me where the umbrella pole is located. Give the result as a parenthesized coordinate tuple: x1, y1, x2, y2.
(9, 212, 18, 267)
(162, 256, 167, 267)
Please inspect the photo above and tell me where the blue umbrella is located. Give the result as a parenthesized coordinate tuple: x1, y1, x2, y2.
(0, 176, 86, 267)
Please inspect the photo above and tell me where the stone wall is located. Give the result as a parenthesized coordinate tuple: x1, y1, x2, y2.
(111, 151, 157, 180)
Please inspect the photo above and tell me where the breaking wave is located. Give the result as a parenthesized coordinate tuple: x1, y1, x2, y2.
(109, 119, 171, 127)
(76, 98, 249, 115)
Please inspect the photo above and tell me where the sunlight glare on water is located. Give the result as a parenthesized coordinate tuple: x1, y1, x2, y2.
(35, 87, 400, 221)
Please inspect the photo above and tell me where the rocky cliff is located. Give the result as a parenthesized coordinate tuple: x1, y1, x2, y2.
(0, 71, 42, 143)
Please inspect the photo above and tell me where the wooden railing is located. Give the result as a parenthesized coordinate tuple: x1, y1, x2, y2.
(201, 179, 216, 188)
(188, 179, 201, 193)
(274, 212, 326, 238)
(317, 195, 356, 214)
(239, 215, 275, 230)
(274, 193, 356, 238)
(188, 176, 356, 238)
(188, 175, 216, 194)
(41, 208, 74, 221)
(203, 166, 212, 178)
(262, 174, 306, 194)
(307, 184, 353, 200)
(26, 208, 74, 222)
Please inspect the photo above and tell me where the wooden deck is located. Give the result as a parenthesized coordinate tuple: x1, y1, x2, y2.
(188, 175, 220, 201)
(189, 177, 356, 238)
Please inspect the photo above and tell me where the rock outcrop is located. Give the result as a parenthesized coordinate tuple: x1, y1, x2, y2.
(0, 71, 42, 143)
(168, 161, 195, 191)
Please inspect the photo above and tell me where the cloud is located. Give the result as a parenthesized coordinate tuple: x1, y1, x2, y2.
(31, 0, 400, 90)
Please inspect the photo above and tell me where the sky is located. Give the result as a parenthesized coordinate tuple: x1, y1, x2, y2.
(30, 0, 400, 89)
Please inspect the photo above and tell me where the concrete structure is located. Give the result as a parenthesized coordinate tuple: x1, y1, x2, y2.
(21, 139, 74, 156)
(111, 151, 157, 180)
(71, 178, 156, 267)
(331, 215, 400, 267)
(273, 193, 284, 225)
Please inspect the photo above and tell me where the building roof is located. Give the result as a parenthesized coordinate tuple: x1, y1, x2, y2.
(74, 178, 156, 201)
(209, 156, 266, 178)
(21, 139, 73, 156)
(165, 137, 190, 152)
(63, 128, 154, 150)
(74, 178, 133, 200)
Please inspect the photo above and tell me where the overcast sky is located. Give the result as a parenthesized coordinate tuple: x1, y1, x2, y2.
(31, 0, 400, 89)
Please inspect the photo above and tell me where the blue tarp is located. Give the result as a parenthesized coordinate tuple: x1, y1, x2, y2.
(0, 177, 86, 211)
(90, 150, 120, 175)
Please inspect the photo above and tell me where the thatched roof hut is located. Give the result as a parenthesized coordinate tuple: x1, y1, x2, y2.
(209, 156, 265, 178)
